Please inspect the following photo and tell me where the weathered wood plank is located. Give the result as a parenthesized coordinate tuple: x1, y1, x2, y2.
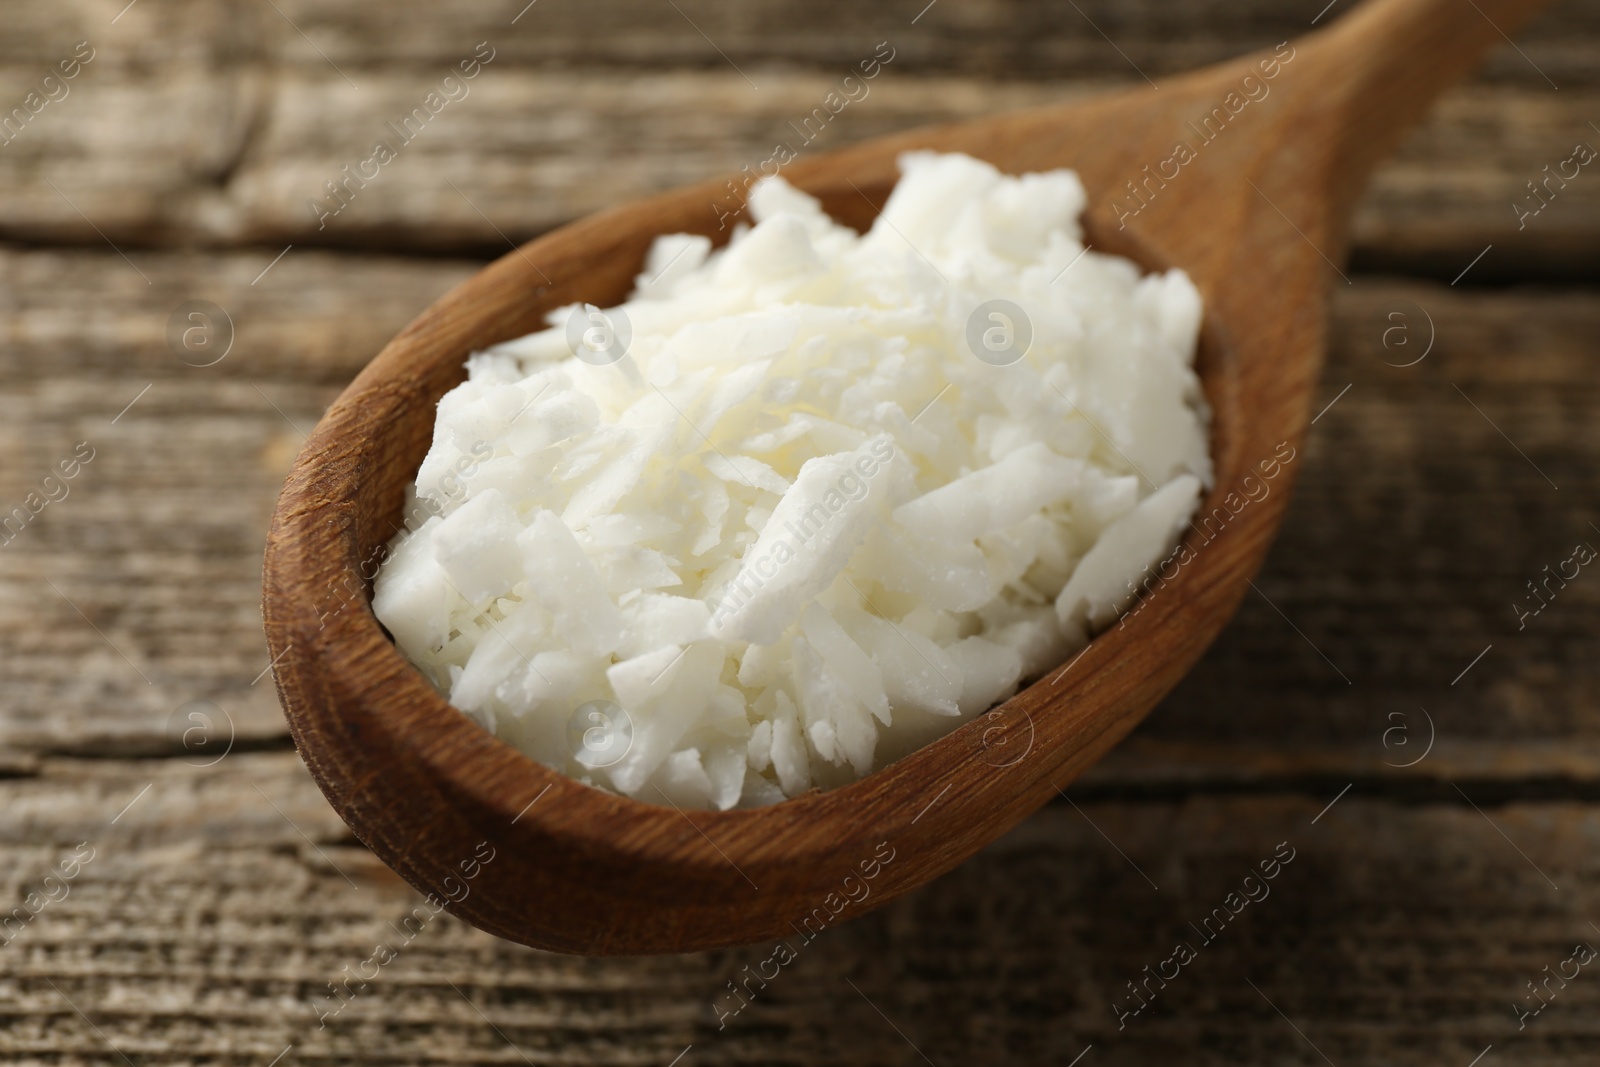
(0, 248, 478, 757)
(1, 0, 1592, 1057)
(0, 249, 1596, 787)
(9, 0, 1594, 87)
(0, 64, 1594, 275)
(0, 753, 1596, 1064)
(1127, 278, 1600, 782)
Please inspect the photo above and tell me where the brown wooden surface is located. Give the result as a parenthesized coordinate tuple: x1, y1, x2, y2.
(2, 0, 1597, 1059)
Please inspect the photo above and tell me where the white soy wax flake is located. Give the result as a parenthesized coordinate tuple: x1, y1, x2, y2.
(374, 151, 1211, 809)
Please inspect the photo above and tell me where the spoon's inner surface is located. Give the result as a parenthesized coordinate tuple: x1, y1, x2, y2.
(265, 128, 1286, 956)
(269, 0, 1530, 947)
(349, 160, 1242, 805)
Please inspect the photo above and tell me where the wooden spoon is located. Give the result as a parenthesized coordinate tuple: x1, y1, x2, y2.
(263, 0, 1549, 954)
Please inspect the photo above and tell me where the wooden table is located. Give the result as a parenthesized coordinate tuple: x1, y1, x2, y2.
(2, 1, 1597, 1063)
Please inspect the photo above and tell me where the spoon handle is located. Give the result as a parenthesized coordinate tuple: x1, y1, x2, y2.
(1301, 0, 1555, 215)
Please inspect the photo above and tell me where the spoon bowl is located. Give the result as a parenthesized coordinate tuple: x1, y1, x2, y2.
(263, 0, 1546, 954)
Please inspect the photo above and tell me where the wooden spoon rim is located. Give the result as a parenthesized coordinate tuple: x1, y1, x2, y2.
(262, 88, 1302, 950)
(267, 177, 1272, 829)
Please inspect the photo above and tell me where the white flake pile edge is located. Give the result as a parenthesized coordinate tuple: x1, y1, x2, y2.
(373, 151, 1212, 809)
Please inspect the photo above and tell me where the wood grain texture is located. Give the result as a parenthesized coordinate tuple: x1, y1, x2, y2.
(8, 0, 1592, 85)
(258, 0, 1560, 955)
(2, 754, 1598, 1065)
(3, 267, 1598, 773)
(0, 248, 477, 758)
(0, 68, 1594, 278)
(0, 0, 1595, 1053)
